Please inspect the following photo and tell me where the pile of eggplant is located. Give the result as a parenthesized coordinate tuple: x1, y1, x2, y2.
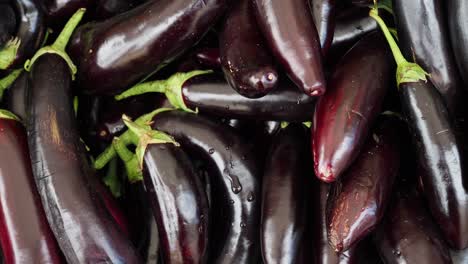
(0, 0, 468, 263)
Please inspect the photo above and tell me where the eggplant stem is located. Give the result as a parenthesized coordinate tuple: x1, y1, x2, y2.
(0, 109, 20, 121)
(0, 69, 22, 100)
(24, 8, 86, 80)
(102, 158, 122, 197)
(0, 37, 21, 70)
(112, 137, 143, 182)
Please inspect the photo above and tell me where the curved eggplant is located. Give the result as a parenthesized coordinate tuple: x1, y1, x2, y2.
(327, 116, 401, 252)
(448, 0, 468, 89)
(4, 70, 28, 121)
(0, 113, 63, 264)
(393, 0, 464, 113)
(313, 31, 392, 183)
(69, 0, 229, 95)
(310, 0, 336, 55)
(261, 125, 309, 264)
(0, 4, 17, 48)
(151, 111, 262, 264)
(253, 0, 326, 96)
(0, 0, 45, 70)
(219, 0, 279, 98)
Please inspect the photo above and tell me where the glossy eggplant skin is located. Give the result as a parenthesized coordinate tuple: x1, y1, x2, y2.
(182, 74, 316, 121)
(44, 0, 92, 28)
(26, 54, 141, 263)
(7, 0, 45, 69)
(312, 182, 360, 264)
(261, 125, 309, 264)
(313, 32, 392, 183)
(0, 4, 17, 48)
(92, 0, 142, 20)
(0, 117, 63, 264)
(195, 48, 221, 69)
(151, 111, 261, 264)
(375, 188, 452, 264)
(399, 80, 468, 249)
(219, 0, 278, 98)
(310, 0, 336, 55)
(4, 70, 28, 121)
(142, 143, 209, 264)
(328, 116, 401, 252)
(69, 0, 229, 95)
(393, 0, 464, 112)
(253, 0, 326, 96)
(448, 0, 468, 88)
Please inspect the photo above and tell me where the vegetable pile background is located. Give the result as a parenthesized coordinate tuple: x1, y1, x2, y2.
(0, 0, 468, 263)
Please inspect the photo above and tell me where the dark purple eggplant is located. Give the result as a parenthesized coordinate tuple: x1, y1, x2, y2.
(24, 9, 141, 263)
(0, 111, 63, 264)
(92, 0, 142, 20)
(371, 8, 468, 249)
(312, 31, 392, 183)
(0, 4, 17, 48)
(113, 116, 209, 263)
(327, 116, 401, 252)
(115, 72, 316, 121)
(44, 0, 92, 28)
(219, 0, 279, 98)
(195, 48, 221, 69)
(0, 0, 45, 70)
(253, 0, 326, 96)
(261, 124, 309, 264)
(312, 182, 361, 264)
(375, 187, 452, 264)
(448, 0, 468, 89)
(393, 0, 464, 113)
(69, 0, 229, 95)
(310, 0, 336, 55)
(4, 70, 28, 121)
(149, 111, 262, 263)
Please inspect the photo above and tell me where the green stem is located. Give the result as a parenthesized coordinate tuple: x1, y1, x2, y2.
(102, 158, 122, 197)
(0, 109, 20, 121)
(93, 107, 174, 169)
(0, 38, 21, 70)
(112, 137, 143, 182)
(0, 69, 22, 101)
(24, 8, 86, 79)
(388, 28, 399, 41)
(115, 70, 212, 113)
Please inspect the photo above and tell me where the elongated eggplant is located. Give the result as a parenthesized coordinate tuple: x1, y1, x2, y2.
(195, 48, 221, 69)
(312, 182, 361, 264)
(327, 116, 401, 252)
(0, 111, 63, 264)
(150, 110, 262, 263)
(0, 4, 17, 48)
(92, 0, 142, 20)
(448, 0, 468, 88)
(25, 9, 141, 263)
(114, 117, 209, 263)
(310, 0, 336, 55)
(69, 0, 229, 95)
(0, 0, 45, 70)
(219, 0, 278, 98)
(4, 71, 28, 121)
(44, 0, 92, 28)
(261, 125, 309, 264)
(371, 9, 468, 249)
(375, 187, 452, 263)
(313, 31, 392, 183)
(116, 72, 316, 121)
(253, 0, 326, 96)
(393, 0, 464, 113)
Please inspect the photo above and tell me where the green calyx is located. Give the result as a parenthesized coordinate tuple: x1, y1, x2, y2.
(369, 7, 429, 85)
(24, 8, 86, 79)
(112, 137, 143, 182)
(102, 158, 122, 197)
(115, 70, 213, 113)
(0, 109, 20, 121)
(0, 38, 21, 70)
(0, 69, 22, 101)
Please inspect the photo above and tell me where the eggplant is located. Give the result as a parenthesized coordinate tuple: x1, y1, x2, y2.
(4, 70, 28, 121)
(114, 116, 209, 263)
(312, 182, 362, 264)
(327, 116, 401, 252)
(393, 0, 464, 113)
(0, 111, 63, 264)
(44, 0, 92, 28)
(312, 31, 392, 183)
(0, 4, 17, 48)
(310, 0, 336, 55)
(371, 8, 468, 249)
(25, 9, 141, 263)
(148, 110, 261, 263)
(375, 187, 452, 264)
(195, 48, 221, 69)
(115, 72, 316, 121)
(219, 0, 279, 98)
(253, 0, 326, 96)
(261, 124, 310, 264)
(448, 0, 468, 89)
(92, 0, 142, 20)
(69, 0, 229, 95)
(0, 0, 45, 70)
